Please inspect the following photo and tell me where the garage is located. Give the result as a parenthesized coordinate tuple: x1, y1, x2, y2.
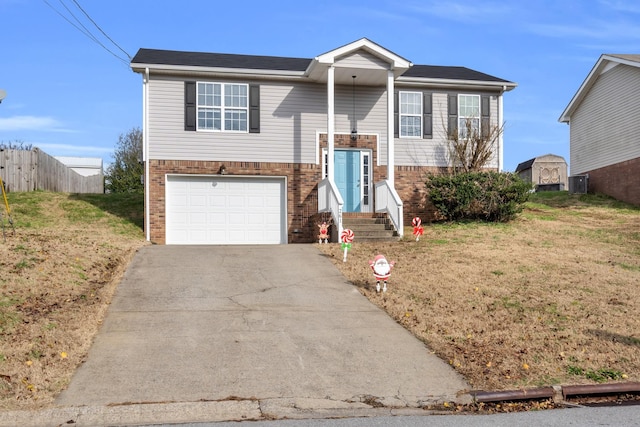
(166, 175, 287, 245)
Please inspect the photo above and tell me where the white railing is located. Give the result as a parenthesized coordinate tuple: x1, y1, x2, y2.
(375, 180, 404, 237)
(318, 177, 344, 236)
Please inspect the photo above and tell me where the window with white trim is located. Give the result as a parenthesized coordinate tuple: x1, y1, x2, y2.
(197, 82, 248, 131)
(458, 94, 480, 138)
(399, 91, 422, 137)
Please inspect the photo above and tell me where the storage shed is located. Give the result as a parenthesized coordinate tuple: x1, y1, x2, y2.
(515, 154, 568, 191)
(54, 156, 103, 177)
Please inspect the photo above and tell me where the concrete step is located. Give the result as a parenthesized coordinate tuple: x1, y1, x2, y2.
(341, 214, 400, 242)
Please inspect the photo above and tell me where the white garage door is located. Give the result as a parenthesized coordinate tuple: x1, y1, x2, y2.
(166, 175, 286, 245)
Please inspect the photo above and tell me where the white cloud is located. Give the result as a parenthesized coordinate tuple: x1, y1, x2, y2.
(405, 0, 514, 22)
(0, 115, 72, 132)
(598, 0, 640, 14)
(32, 142, 112, 155)
(527, 19, 640, 40)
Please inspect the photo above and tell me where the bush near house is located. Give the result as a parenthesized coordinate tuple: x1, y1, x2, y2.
(425, 171, 533, 222)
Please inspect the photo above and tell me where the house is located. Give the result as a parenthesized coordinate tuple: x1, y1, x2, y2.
(559, 54, 640, 205)
(515, 154, 567, 192)
(130, 38, 516, 245)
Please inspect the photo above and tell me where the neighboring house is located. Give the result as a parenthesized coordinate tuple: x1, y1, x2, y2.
(515, 154, 567, 191)
(559, 54, 640, 206)
(54, 156, 103, 177)
(130, 38, 516, 245)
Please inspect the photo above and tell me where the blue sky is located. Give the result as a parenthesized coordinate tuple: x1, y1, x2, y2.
(2, 0, 640, 173)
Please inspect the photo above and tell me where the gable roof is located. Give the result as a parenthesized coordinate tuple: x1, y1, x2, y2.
(559, 54, 640, 123)
(130, 39, 515, 89)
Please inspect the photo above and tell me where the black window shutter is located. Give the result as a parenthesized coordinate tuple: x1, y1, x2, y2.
(447, 94, 458, 137)
(249, 84, 260, 133)
(393, 90, 399, 138)
(184, 81, 196, 131)
(481, 95, 490, 137)
(423, 92, 433, 139)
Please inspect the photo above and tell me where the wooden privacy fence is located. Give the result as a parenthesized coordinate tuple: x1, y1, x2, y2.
(0, 148, 104, 193)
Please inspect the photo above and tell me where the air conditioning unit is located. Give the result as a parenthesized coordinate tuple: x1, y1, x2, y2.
(568, 175, 588, 194)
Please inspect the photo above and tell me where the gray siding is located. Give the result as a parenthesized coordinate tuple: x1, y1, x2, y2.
(394, 92, 499, 168)
(147, 76, 499, 169)
(335, 51, 389, 71)
(148, 76, 326, 164)
(570, 63, 640, 174)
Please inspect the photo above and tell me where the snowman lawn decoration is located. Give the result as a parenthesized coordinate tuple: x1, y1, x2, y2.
(369, 254, 395, 293)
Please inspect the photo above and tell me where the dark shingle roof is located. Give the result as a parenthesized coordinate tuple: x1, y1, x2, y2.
(401, 65, 511, 83)
(131, 48, 513, 84)
(131, 48, 311, 71)
(515, 158, 536, 173)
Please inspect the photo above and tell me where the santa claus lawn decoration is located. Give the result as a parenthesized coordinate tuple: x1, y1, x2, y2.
(369, 254, 395, 293)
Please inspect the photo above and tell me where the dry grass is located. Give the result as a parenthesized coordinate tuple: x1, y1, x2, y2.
(317, 192, 640, 391)
(0, 192, 146, 410)
(0, 190, 638, 412)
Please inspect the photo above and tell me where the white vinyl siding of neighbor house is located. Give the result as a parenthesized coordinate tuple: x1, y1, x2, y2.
(570, 63, 640, 174)
(394, 92, 499, 168)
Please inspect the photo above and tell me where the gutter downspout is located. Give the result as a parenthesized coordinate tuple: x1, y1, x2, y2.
(498, 85, 505, 172)
(143, 68, 150, 242)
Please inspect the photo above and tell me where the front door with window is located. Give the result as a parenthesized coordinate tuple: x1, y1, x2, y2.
(335, 150, 361, 212)
(323, 148, 371, 213)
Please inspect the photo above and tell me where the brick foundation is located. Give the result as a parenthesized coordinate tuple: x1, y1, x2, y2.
(146, 135, 446, 244)
(584, 157, 640, 206)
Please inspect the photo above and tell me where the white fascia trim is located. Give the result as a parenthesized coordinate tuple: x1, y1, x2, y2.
(558, 54, 640, 123)
(308, 38, 412, 77)
(397, 76, 517, 91)
(558, 55, 608, 123)
(131, 63, 305, 78)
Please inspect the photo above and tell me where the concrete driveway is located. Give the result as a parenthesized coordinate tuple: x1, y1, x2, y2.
(55, 244, 469, 417)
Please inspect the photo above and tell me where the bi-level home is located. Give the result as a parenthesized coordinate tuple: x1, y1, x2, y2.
(130, 38, 516, 245)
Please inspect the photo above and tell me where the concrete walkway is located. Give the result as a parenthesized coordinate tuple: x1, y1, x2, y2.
(3, 245, 470, 425)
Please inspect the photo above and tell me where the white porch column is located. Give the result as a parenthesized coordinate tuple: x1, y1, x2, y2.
(327, 65, 335, 180)
(498, 90, 505, 172)
(386, 69, 395, 185)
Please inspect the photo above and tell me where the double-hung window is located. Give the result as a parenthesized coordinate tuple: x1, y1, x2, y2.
(458, 94, 480, 138)
(399, 91, 422, 137)
(197, 82, 248, 132)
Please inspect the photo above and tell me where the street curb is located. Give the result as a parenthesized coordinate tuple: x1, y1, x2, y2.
(0, 399, 441, 427)
(469, 382, 640, 403)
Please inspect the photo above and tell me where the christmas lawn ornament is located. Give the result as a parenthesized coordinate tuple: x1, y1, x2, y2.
(340, 228, 354, 262)
(412, 217, 424, 242)
(369, 254, 395, 292)
(317, 219, 332, 244)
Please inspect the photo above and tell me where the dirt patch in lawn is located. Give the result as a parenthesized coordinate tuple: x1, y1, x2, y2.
(0, 193, 147, 411)
(317, 194, 640, 392)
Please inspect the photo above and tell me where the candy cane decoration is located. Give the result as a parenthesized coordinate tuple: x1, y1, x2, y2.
(412, 217, 424, 241)
(340, 228, 354, 262)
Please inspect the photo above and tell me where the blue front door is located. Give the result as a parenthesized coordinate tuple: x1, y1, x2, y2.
(335, 150, 361, 212)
